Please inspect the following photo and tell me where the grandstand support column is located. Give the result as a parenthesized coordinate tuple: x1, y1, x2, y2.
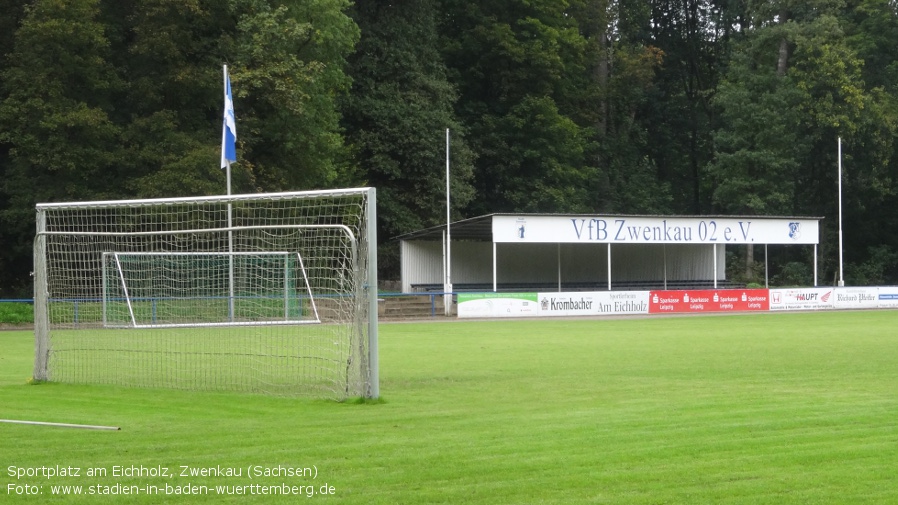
(557, 244, 562, 292)
(765, 244, 769, 288)
(492, 242, 497, 292)
(661, 244, 667, 291)
(607, 243, 612, 291)
(814, 244, 818, 287)
(714, 244, 718, 289)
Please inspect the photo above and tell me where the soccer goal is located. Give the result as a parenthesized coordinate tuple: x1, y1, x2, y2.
(33, 188, 378, 399)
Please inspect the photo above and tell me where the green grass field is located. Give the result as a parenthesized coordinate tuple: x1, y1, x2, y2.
(3, 311, 898, 503)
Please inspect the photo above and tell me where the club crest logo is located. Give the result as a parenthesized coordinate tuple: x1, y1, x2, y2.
(516, 218, 527, 239)
(788, 222, 801, 240)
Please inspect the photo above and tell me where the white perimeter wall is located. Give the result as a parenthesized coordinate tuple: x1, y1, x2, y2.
(401, 240, 726, 292)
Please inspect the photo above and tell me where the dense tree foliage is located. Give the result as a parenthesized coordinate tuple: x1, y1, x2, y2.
(343, 0, 474, 277)
(2, 0, 898, 294)
(0, 0, 357, 295)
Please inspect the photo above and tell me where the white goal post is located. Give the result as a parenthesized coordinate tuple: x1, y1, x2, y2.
(33, 188, 378, 399)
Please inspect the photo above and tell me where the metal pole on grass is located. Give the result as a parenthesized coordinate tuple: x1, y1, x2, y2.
(837, 137, 845, 287)
(367, 188, 379, 399)
(0, 419, 120, 431)
(223, 65, 237, 320)
(444, 128, 452, 316)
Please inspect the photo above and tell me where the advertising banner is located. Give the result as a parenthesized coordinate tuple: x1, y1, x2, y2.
(833, 287, 880, 309)
(457, 293, 539, 318)
(648, 289, 769, 314)
(535, 291, 649, 317)
(458, 286, 892, 318)
(457, 291, 649, 318)
(878, 286, 898, 308)
(769, 288, 834, 311)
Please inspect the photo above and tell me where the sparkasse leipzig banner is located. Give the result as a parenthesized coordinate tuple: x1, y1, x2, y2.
(648, 289, 769, 314)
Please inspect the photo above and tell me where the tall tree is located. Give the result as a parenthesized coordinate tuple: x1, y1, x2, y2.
(0, 0, 123, 296)
(105, 0, 359, 197)
(590, 0, 671, 213)
(103, 0, 232, 198)
(343, 1, 475, 277)
(440, 0, 600, 214)
(642, 0, 729, 214)
(707, 1, 898, 282)
(839, 0, 898, 282)
(0, 0, 30, 294)
(231, 0, 359, 192)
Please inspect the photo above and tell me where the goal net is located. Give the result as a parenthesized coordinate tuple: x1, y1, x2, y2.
(33, 188, 378, 399)
(101, 251, 320, 328)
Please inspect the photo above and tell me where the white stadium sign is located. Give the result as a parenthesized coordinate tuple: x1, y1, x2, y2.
(492, 215, 819, 245)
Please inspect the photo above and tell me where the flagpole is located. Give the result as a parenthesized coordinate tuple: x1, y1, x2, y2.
(838, 137, 844, 287)
(444, 128, 452, 316)
(223, 65, 235, 320)
(227, 164, 234, 321)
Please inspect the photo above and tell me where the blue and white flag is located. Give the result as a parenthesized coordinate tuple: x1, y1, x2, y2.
(221, 65, 237, 168)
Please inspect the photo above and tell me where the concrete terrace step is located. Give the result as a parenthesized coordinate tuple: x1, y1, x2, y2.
(379, 295, 450, 319)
